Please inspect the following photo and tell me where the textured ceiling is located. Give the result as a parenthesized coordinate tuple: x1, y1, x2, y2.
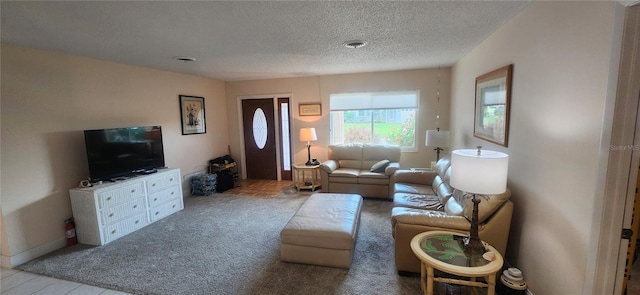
(1, 1, 531, 81)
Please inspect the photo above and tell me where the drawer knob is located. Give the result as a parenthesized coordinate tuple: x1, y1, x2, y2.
(106, 197, 112, 201)
(171, 192, 174, 195)
(133, 205, 138, 209)
(135, 220, 139, 224)
(152, 183, 156, 187)
(155, 211, 159, 215)
(172, 205, 176, 208)
(170, 178, 173, 181)
(109, 213, 114, 217)
(131, 189, 135, 193)
(111, 230, 116, 234)
(154, 197, 158, 201)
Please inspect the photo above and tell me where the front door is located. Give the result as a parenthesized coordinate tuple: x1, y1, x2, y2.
(242, 98, 277, 180)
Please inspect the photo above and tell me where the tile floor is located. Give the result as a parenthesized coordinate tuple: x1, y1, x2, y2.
(1, 267, 130, 295)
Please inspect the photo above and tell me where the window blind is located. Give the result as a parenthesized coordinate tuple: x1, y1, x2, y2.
(329, 91, 419, 111)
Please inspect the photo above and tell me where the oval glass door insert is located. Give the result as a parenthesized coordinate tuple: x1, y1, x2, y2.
(253, 108, 268, 149)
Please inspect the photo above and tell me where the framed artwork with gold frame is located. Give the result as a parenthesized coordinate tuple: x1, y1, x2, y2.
(473, 65, 513, 147)
(299, 103, 322, 116)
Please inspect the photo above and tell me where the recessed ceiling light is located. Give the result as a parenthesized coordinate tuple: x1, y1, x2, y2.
(173, 56, 196, 63)
(343, 40, 367, 49)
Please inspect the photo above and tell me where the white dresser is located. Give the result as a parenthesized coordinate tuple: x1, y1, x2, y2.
(69, 168, 184, 245)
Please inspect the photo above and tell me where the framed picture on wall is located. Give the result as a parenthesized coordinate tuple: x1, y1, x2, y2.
(473, 64, 513, 147)
(179, 95, 206, 135)
(299, 103, 322, 116)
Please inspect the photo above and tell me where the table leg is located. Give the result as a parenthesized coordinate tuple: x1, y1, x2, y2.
(420, 263, 427, 295)
(426, 264, 434, 295)
(487, 274, 496, 295)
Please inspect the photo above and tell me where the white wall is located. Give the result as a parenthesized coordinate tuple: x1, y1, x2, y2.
(225, 68, 452, 174)
(450, 2, 624, 294)
(0, 43, 228, 266)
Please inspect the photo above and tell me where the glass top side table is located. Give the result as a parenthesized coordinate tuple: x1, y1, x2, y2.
(410, 230, 504, 295)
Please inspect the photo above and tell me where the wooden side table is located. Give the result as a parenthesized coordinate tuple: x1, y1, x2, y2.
(292, 164, 321, 192)
(410, 231, 504, 295)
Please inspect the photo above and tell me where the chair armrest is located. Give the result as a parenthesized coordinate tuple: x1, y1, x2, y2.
(385, 162, 400, 176)
(320, 160, 338, 174)
(391, 169, 437, 185)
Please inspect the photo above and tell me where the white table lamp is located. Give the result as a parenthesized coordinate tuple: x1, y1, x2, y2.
(425, 129, 450, 162)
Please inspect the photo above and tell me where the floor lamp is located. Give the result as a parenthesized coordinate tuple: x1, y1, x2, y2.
(299, 128, 318, 166)
(450, 146, 509, 255)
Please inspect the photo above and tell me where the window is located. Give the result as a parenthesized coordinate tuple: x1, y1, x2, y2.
(329, 91, 419, 151)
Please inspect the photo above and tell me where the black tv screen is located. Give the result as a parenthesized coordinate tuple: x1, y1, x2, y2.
(84, 126, 165, 181)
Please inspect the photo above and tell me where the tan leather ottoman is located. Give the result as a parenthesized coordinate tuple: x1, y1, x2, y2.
(280, 193, 363, 268)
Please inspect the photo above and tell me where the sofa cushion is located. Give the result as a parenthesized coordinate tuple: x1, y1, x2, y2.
(444, 190, 464, 216)
(362, 144, 401, 163)
(435, 156, 451, 177)
(391, 207, 471, 238)
(432, 176, 453, 204)
(394, 193, 444, 211)
(370, 160, 390, 173)
(329, 144, 364, 169)
(449, 188, 512, 223)
(330, 168, 360, 178)
(329, 168, 360, 184)
(357, 172, 390, 185)
(394, 183, 433, 195)
(464, 188, 511, 223)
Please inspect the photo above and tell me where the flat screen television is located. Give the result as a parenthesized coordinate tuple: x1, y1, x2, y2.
(84, 125, 165, 182)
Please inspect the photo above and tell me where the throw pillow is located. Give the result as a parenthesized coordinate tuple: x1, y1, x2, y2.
(370, 160, 390, 173)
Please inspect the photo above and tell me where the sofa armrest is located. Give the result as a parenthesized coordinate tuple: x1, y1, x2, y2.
(385, 162, 400, 176)
(320, 160, 338, 174)
(391, 169, 437, 185)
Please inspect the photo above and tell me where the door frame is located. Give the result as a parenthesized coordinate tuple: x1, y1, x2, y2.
(236, 93, 292, 181)
(589, 4, 640, 294)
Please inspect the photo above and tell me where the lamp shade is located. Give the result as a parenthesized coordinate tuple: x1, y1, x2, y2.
(425, 130, 450, 147)
(300, 128, 317, 142)
(450, 149, 508, 195)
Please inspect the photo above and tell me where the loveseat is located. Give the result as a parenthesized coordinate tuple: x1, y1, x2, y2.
(319, 144, 401, 199)
(390, 156, 513, 274)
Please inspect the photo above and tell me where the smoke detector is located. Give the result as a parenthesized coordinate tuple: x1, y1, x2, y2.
(343, 40, 367, 49)
(173, 56, 196, 63)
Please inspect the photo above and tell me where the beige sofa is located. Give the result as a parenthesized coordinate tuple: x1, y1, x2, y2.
(319, 144, 401, 200)
(390, 156, 513, 274)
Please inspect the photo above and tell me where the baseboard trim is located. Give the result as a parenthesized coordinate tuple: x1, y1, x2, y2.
(1, 237, 66, 268)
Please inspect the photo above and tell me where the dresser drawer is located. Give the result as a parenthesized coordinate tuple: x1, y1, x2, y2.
(148, 186, 181, 208)
(100, 197, 146, 225)
(103, 212, 149, 243)
(146, 170, 180, 194)
(98, 182, 145, 209)
(149, 198, 183, 223)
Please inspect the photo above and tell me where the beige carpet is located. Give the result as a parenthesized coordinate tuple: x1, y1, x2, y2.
(17, 192, 423, 295)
